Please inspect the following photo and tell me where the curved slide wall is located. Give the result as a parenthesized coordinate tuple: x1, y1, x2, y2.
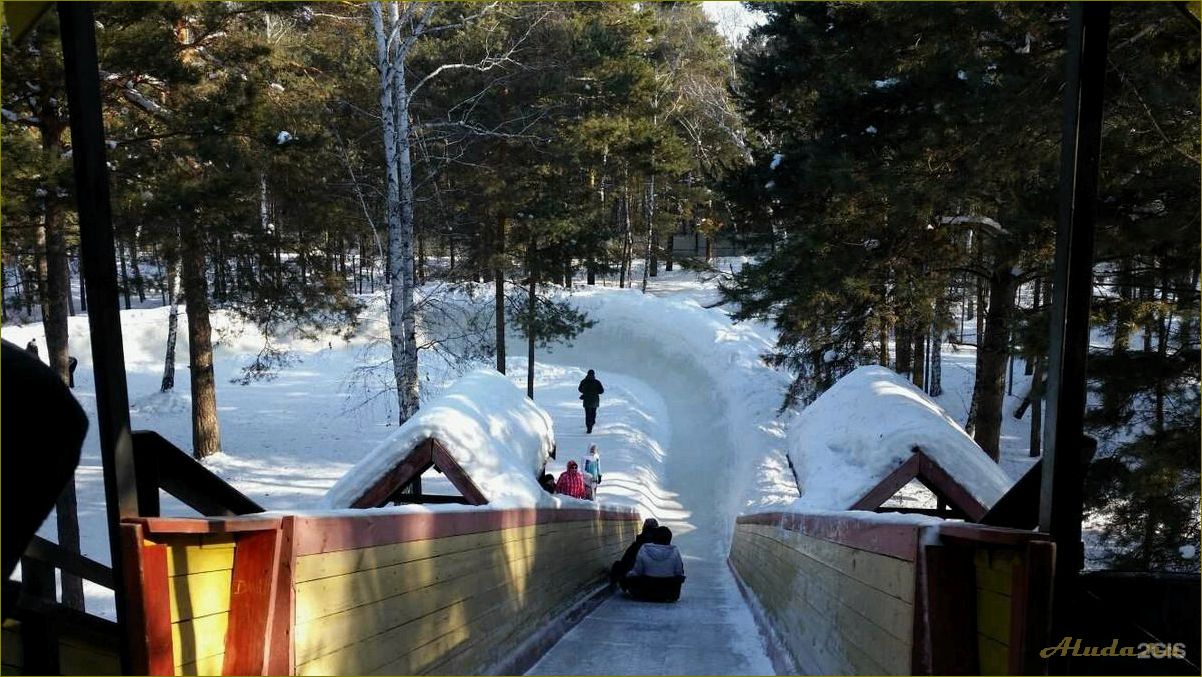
(120, 508, 638, 676)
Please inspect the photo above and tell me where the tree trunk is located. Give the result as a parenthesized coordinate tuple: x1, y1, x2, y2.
(39, 197, 84, 610)
(1029, 357, 1042, 457)
(181, 221, 222, 459)
(970, 265, 1019, 461)
(929, 319, 943, 397)
(587, 258, 596, 285)
(130, 235, 146, 303)
(895, 326, 913, 377)
(417, 231, 426, 285)
(975, 275, 986, 344)
(642, 176, 655, 293)
(495, 216, 507, 374)
(394, 38, 420, 425)
(372, 3, 413, 425)
(911, 331, 925, 390)
(526, 243, 536, 400)
(118, 238, 131, 310)
(161, 254, 181, 392)
(77, 247, 87, 312)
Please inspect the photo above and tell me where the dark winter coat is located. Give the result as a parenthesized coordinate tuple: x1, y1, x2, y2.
(578, 375, 604, 409)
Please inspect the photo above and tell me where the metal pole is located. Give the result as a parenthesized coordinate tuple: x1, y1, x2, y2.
(58, 3, 138, 672)
(1040, 0, 1111, 663)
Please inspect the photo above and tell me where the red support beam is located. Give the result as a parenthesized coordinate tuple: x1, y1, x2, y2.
(223, 530, 283, 675)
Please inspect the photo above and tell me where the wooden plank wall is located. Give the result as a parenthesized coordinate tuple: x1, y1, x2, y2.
(290, 510, 637, 675)
(731, 514, 1057, 676)
(0, 618, 122, 675)
(730, 520, 918, 675)
(975, 548, 1017, 674)
(161, 533, 238, 675)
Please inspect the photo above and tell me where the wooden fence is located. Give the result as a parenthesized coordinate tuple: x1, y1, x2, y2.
(119, 507, 638, 676)
(729, 512, 1054, 675)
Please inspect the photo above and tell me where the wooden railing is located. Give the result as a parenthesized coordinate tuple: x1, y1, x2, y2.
(729, 511, 1055, 675)
(131, 430, 264, 517)
(120, 506, 639, 675)
(4, 537, 121, 674)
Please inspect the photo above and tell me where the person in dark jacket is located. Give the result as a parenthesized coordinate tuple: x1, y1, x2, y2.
(623, 526, 686, 602)
(25, 338, 39, 358)
(578, 369, 604, 434)
(611, 518, 659, 583)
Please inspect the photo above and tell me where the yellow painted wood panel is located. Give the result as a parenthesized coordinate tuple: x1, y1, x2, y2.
(974, 549, 1017, 595)
(295, 523, 619, 624)
(732, 525, 914, 675)
(172, 611, 228, 668)
(164, 543, 235, 577)
(976, 588, 1012, 645)
(2, 621, 22, 669)
(175, 652, 225, 676)
(742, 523, 915, 603)
(169, 569, 232, 623)
(978, 633, 1009, 675)
(743, 527, 913, 642)
(297, 537, 613, 671)
(295, 518, 625, 674)
(58, 637, 122, 676)
(296, 521, 593, 583)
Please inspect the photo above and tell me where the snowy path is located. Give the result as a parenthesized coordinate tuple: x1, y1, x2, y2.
(526, 329, 776, 675)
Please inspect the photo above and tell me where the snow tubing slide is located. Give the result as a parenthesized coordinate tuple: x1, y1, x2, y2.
(119, 507, 638, 675)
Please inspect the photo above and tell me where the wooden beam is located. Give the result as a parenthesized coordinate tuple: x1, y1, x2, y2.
(19, 555, 60, 675)
(1010, 540, 1055, 675)
(266, 517, 296, 676)
(431, 439, 489, 506)
(119, 523, 173, 676)
(1041, 2, 1111, 654)
(223, 529, 282, 675)
(23, 535, 115, 589)
(917, 450, 989, 521)
(850, 453, 920, 511)
(918, 545, 978, 675)
(133, 430, 264, 516)
(350, 440, 433, 508)
(58, 4, 136, 670)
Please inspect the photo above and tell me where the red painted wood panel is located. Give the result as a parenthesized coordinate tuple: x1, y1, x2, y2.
(293, 507, 639, 556)
(266, 516, 296, 676)
(222, 529, 281, 675)
(135, 515, 284, 535)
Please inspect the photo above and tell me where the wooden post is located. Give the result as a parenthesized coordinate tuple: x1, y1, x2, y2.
(59, 3, 138, 672)
(1040, 3, 1111, 667)
(19, 555, 61, 675)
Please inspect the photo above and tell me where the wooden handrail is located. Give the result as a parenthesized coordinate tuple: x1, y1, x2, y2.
(24, 535, 114, 589)
(132, 430, 264, 517)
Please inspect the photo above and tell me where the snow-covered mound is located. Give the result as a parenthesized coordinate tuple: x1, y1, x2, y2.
(323, 369, 555, 509)
(789, 365, 1013, 511)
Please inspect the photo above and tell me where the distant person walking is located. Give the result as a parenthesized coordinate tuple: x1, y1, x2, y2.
(25, 338, 38, 358)
(578, 369, 604, 434)
(555, 460, 589, 500)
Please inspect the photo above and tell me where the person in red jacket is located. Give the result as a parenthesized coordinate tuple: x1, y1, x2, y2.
(555, 460, 589, 499)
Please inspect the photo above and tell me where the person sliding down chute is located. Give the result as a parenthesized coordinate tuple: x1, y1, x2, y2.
(622, 526, 686, 602)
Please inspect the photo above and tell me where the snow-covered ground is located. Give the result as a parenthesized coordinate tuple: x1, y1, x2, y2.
(2, 257, 1047, 672)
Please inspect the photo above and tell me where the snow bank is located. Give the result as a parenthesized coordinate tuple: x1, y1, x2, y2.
(323, 369, 556, 509)
(787, 365, 1012, 511)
